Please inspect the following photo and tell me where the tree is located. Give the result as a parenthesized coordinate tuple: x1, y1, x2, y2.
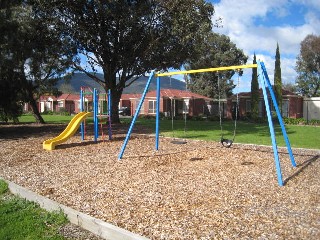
(274, 43, 282, 110)
(0, 1, 24, 122)
(282, 82, 297, 93)
(296, 34, 320, 97)
(33, 0, 215, 123)
(250, 53, 259, 118)
(0, 1, 76, 123)
(185, 32, 247, 99)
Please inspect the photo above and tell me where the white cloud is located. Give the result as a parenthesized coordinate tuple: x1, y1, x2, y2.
(211, 0, 319, 89)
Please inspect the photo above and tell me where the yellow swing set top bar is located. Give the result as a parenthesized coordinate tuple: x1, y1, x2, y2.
(156, 63, 258, 77)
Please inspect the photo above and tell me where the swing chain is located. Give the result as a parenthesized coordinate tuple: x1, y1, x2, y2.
(219, 69, 241, 148)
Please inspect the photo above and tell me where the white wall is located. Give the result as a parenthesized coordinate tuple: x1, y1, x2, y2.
(303, 97, 320, 120)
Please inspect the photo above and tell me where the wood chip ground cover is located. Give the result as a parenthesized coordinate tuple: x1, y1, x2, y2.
(0, 124, 319, 239)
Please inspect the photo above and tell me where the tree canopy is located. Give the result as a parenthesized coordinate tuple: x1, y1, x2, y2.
(185, 32, 247, 99)
(32, 0, 215, 122)
(0, 0, 75, 123)
(296, 34, 320, 97)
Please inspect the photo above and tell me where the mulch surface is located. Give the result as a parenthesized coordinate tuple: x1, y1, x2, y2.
(0, 123, 319, 239)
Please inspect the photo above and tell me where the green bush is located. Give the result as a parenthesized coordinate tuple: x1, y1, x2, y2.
(0, 180, 8, 194)
(139, 114, 155, 119)
(283, 117, 306, 125)
(57, 107, 70, 116)
(308, 119, 320, 126)
(43, 110, 54, 115)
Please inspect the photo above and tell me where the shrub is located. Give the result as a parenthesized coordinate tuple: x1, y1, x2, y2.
(57, 107, 70, 116)
(139, 114, 155, 119)
(308, 119, 320, 126)
(283, 117, 306, 125)
(43, 110, 54, 115)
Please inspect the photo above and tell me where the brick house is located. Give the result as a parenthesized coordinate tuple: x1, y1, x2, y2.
(56, 94, 80, 114)
(236, 89, 303, 118)
(120, 89, 213, 117)
(38, 95, 58, 113)
(38, 94, 87, 114)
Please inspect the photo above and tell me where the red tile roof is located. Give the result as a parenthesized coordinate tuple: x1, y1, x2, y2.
(121, 89, 212, 100)
(57, 93, 80, 101)
(121, 93, 143, 100)
(237, 88, 300, 98)
(39, 95, 57, 101)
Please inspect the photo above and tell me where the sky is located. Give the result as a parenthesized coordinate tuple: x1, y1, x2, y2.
(208, 0, 320, 93)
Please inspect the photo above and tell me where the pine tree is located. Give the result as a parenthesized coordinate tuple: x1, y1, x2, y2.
(274, 43, 282, 111)
(251, 53, 259, 119)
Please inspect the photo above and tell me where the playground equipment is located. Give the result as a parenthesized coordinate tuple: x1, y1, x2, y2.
(43, 88, 112, 150)
(80, 87, 112, 141)
(43, 112, 93, 150)
(118, 61, 297, 186)
(218, 70, 240, 148)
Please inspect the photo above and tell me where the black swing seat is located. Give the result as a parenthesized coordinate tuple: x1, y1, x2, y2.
(221, 138, 233, 148)
(171, 139, 187, 144)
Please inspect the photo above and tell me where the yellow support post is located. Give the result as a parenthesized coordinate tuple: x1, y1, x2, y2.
(156, 64, 258, 77)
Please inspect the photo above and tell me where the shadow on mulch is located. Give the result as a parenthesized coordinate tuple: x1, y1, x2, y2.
(0, 123, 153, 141)
(284, 154, 320, 185)
(0, 124, 66, 140)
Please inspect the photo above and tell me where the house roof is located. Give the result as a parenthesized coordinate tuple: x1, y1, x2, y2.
(121, 93, 143, 100)
(122, 89, 212, 101)
(57, 93, 80, 101)
(39, 95, 57, 101)
(147, 89, 212, 100)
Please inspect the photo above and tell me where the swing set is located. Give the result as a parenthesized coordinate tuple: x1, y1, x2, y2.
(118, 61, 297, 186)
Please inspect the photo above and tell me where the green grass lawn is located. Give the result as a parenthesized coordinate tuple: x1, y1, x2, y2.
(18, 114, 320, 149)
(0, 180, 67, 240)
(18, 114, 74, 124)
(129, 118, 320, 150)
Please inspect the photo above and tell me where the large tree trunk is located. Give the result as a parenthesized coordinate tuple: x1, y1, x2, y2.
(110, 88, 122, 124)
(103, 69, 123, 124)
(29, 98, 45, 124)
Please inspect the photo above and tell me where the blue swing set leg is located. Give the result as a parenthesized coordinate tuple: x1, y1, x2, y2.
(258, 61, 296, 186)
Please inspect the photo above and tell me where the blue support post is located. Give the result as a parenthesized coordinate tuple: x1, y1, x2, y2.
(258, 61, 283, 186)
(155, 76, 161, 150)
(80, 89, 85, 141)
(259, 62, 296, 167)
(93, 88, 98, 142)
(118, 71, 156, 159)
(108, 89, 112, 140)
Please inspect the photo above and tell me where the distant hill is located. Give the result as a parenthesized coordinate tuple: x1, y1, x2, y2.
(57, 73, 186, 94)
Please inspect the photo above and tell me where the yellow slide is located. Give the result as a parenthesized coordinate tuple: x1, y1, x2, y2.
(43, 112, 93, 150)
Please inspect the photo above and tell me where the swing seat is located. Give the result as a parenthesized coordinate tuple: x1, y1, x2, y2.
(221, 138, 233, 148)
(171, 139, 187, 144)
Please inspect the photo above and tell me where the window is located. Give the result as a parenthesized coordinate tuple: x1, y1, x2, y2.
(282, 100, 289, 117)
(148, 100, 156, 114)
(135, 99, 144, 114)
(183, 99, 189, 114)
(45, 101, 51, 110)
(58, 101, 64, 108)
(246, 100, 251, 113)
(258, 100, 263, 117)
